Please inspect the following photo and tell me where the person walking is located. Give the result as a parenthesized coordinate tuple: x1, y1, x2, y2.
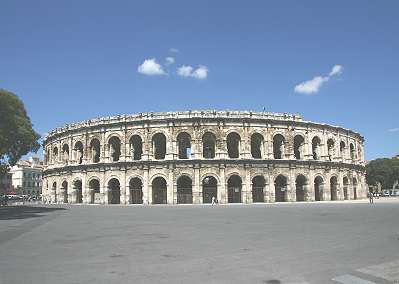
(368, 192, 374, 204)
(211, 196, 216, 206)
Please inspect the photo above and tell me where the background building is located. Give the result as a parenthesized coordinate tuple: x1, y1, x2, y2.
(10, 157, 43, 196)
(0, 173, 13, 195)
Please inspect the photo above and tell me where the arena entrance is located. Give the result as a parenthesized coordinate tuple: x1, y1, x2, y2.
(129, 177, 143, 204)
(274, 175, 287, 202)
(89, 179, 100, 204)
(177, 176, 193, 204)
(61, 181, 68, 203)
(252, 176, 265, 203)
(152, 177, 167, 204)
(108, 178, 120, 204)
(74, 180, 83, 203)
(202, 176, 217, 203)
(330, 176, 338, 200)
(314, 176, 324, 201)
(228, 175, 242, 203)
(295, 175, 306, 202)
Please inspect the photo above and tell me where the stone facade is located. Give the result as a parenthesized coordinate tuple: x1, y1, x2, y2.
(42, 110, 366, 205)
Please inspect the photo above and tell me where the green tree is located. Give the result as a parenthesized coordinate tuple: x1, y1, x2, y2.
(366, 158, 399, 189)
(0, 89, 40, 175)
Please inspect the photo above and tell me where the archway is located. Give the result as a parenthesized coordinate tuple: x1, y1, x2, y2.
(89, 179, 100, 204)
(252, 176, 265, 202)
(251, 133, 264, 159)
(273, 134, 285, 159)
(153, 133, 166, 160)
(327, 139, 335, 161)
(312, 136, 321, 160)
(343, 177, 349, 200)
(227, 132, 240, 158)
(52, 182, 57, 203)
(177, 132, 191, 159)
(228, 175, 242, 203)
(74, 180, 83, 203)
(108, 136, 121, 162)
(74, 141, 84, 164)
(314, 176, 323, 201)
(330, 176, 338, 200)
(152, 177, 167, 204)
(129, 135, 143, 160)
(90, 139, 101, 163)
(296, 175, 307, 202)
(62, 144, 69, 163)
(177, 176, 193, 204)
(202, 176, 217, 203)
(108, 178, 120, 204)
(129, 177, 143, 204)
(340, 141, 346, 159)
(202, 132, 216, 158)
(275, 175, 287, 202)
(61, 181, 68, 203)
(294, 135, 305, 160)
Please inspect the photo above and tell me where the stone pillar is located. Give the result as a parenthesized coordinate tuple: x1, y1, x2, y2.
(244, 166, 252, 203)
(193, 165, 201, 204)
(269, 180, 275, 202)
(264, 179, 270, 202)
(143, 168, 150, 204)
(168, 167, 174, 204)
(219, 166, 226, 204)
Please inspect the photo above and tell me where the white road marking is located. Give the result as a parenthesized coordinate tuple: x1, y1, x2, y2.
(332, 274, 377, 284)
(357, 259, 399, 282)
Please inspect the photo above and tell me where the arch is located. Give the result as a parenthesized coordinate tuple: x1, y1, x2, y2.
(327, 138, 335, 161)
(273, 134, 285, 159)
(312, 136, 321, 160)
(202, 132, 216, 159)
(252, 175, 265, 202)
(295, 174, 307, 202)
(129, 135, 143, 161)
(129, 177, 143, 204)
(340, 141, 346, 158)
(177, 175, 193, 204)
(251, 133, 264, 159)
(227, 175, 242, 203)
(353, 177, 358, 200)
(227, 132, 241, 159)
(274, 175, 288, 202)
(177, 132, 191, 159)
(74, 141, 84, 164)
(108, 178, 120, 204)
(108, 136, 121, 162)
(89, 178, 100, 204)
(52, 146, 58, 163)
(294, 135, 305, 160)
(152, 133, 166, 160)
(202, 176, 218, 204)
(90, 138, 101, 163)
(73, 179, 83, 203)
(152, 176, 167, 204)
(343, 176, 349, 200)
(330, 176, 338, 201)
(62, 143, 69, 163)
(350, 143, 355, 161)
(314, 176, 324, 201)
(61, 180, 68, 203)
(52, 181, 57, 203)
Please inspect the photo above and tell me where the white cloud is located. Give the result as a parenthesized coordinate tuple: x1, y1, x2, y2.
(388, 128, 399, 132)
(177, 65, 193, 77)
(165, 57, 175, 65)
(169, 48, 179, 53)
(137, 58, 166, 76)
(329, 65, 343, 76)
(294, 64, 344, 95)
(177, 65, 208, 79)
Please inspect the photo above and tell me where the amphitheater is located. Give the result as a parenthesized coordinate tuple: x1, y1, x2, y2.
(42, 110, 366, 205)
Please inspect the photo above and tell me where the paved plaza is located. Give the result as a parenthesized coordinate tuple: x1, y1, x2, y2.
(1, 200, 399, 284)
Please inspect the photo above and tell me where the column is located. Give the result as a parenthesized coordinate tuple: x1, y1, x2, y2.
(219, 165, 226, 203)
(244, 166, 252, 203)
(193, 165, 201, 204)
(143, 168, 150, 204)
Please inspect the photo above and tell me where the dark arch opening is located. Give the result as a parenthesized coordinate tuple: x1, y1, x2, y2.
(74, 141, 84, 164)
(294, 135, 305, 160)
(89, 179, 100, 204)
(273, 134, 285, 159)
(353, 178, 358, 200)
(177, 176, 193, 204)
(314, 176, 323, 201)
(130, 135, 143, 161)
(130, 177, 143, 204)
(275, 175, 287, 202)
(330, 176, 338, 200)
(62, 144, 69, 163)
(296, 175, 307, 202)
(109, 136, 121, 162)
(251, 133, 263, 159)
(90, 139, 101, 163)
(327, 139, 335, 161)
(312, 137, 321, 160)
(252, 176, 265, 202)
(152, 177, 167, 204)
(108, 178, 120, 204)
(202, 132, 216, 159)
(74, 180, 83, 203)
(228, 175, 242, 203)
(202, 176, 217, 204)
(61, 181, 68, 203)
(177, 132, 191, 159)
(227, 132, 240, 158)
(153, 133, 166, 160)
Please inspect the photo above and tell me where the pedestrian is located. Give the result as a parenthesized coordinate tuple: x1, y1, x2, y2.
(211, 196, 216, 206)
(368, 192, 374, 204)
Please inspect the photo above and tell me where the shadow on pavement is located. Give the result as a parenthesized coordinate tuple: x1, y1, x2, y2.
(0, 205, 67, 220)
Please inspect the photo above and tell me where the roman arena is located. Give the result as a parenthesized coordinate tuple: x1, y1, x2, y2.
(42, 110, 366, 205)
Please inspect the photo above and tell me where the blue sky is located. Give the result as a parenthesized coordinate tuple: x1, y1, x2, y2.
(1, 1, 398, 160)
